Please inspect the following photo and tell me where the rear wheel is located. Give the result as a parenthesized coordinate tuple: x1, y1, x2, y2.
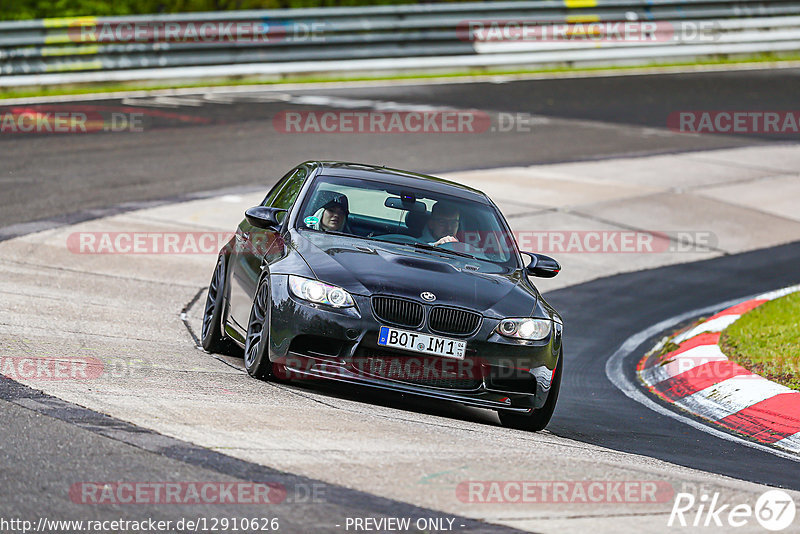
(201, 256, 231, 354)
(498, 353, 562, 431)
(244, 277, 275, 380)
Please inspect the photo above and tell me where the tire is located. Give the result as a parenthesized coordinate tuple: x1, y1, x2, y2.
(201, 255, 232, 354)
(243, 276, 275, 380)
(498, 352, 562, 432)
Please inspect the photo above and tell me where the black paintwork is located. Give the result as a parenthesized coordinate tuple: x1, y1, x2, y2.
(216, 162, 563, 412)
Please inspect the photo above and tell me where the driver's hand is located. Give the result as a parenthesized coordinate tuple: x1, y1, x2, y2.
(433, 235, 458, 246)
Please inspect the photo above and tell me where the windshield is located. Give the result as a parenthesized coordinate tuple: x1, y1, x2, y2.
(295, 174, 520, 271)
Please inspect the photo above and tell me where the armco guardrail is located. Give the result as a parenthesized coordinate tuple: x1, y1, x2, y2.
(1, 0, 800, 86)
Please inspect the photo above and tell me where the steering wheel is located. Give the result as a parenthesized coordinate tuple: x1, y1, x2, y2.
(379, 234, 420, 245)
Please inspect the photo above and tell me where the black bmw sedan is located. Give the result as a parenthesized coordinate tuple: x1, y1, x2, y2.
(202, 161, 563, 431)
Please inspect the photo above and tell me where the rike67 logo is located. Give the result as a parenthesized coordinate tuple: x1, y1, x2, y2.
(669, 489, 796, 531)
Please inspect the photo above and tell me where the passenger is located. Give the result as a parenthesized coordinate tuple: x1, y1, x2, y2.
(420, 202, 460, 247)
(309, 193, 350, 233)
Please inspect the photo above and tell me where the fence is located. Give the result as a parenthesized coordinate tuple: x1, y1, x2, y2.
(1, 0, 799, 86)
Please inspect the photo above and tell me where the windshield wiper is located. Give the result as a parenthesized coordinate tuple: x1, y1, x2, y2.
(314, 229, 357, 239)
(407, 242, 476, 260)
(302, 229, 477, 260)
(310, 230, 400, 248)
(357, 234, 478, 260)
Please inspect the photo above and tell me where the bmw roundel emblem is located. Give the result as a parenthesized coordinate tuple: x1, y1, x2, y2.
(420, 291, 436, 302)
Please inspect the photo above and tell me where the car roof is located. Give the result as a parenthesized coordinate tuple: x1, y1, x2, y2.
(310, 161, 489, 203)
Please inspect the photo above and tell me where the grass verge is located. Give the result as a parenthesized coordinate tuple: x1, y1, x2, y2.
(720, 291, 800, 391)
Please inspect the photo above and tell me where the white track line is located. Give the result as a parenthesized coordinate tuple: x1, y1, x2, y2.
(604, 293, 800, 463)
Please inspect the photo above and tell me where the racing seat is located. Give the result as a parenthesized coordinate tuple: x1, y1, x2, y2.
(403, 210, 428, 238)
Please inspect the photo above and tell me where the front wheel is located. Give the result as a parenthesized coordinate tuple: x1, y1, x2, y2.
(498, 353, 562, 431)
(244, 277, 275, 380)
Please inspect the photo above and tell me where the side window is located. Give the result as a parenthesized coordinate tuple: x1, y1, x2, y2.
(272, 166, 307, 211)
(261, 167, 299, 207)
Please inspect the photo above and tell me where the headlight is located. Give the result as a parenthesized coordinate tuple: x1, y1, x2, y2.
(288, 275, 354, 308)
(496, 318, 552, 340)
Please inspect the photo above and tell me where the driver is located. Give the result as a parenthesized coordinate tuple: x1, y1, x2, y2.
(309, 192, 350, 233)
(420, 202, 460, 247)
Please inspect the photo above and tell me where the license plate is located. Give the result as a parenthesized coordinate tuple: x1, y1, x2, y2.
(377, 326, 466, 360)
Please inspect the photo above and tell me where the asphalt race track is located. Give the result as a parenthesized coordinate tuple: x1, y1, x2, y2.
(2, 67, 800, 532)
(4, 68, 789, 230)
(546, 242, 800, 489)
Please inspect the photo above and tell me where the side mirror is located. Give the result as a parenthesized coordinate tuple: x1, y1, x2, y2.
(522, 252, 560, 278)
(245, 206, 287, 229)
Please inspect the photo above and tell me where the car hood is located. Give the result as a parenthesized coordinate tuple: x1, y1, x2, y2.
(293, 230, 538, 317)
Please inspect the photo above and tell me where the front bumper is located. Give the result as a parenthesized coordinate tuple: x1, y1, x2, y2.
(267, 274, 562, 411)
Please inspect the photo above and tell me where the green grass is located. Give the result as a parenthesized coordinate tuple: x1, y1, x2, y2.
(720, 291, 800, 391)
(3, 53, 800, 100)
